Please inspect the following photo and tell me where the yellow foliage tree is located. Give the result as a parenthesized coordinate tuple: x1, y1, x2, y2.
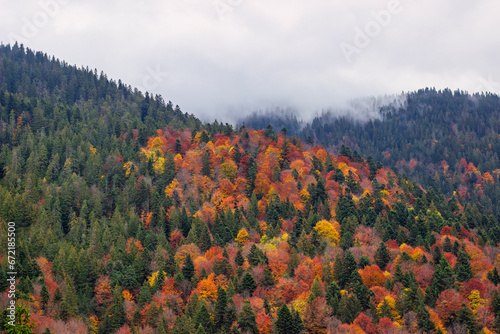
(221, 161, 238, 182)
(165, 179, 179, 198)
(468, 290, 483, 314)
(314, 220, 340, 245)
(235, 228, 250, 246)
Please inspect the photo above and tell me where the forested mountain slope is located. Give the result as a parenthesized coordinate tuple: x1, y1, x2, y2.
(242, 89, 500, 218)
(1, 45, 500, 333)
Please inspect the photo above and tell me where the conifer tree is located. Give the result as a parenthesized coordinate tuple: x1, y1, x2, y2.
(182, 254, 195, 282)
(241, 272, 257, 295)
(59, 276, 78, 321)
(214, 287, 228, 329)
(276, 304, 293, 334)
(238, 300, 258, 334)
(374, 242, 391, 270)
(454, 250, 472, 282)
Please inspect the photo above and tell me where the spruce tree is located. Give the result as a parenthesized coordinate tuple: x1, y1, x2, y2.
(182, 254, 195, 282)
(276, 304, 293, 334)
(102, 286, 125, 332)
(40, 282, 50, 310)
(195, 304, 213, 334)
(416, 303, 435, 332)
(235, 249, 244, 266)
(240, 272, 257, 295)
(455, 250, 472, 282)
(488, 267, 500, 285)
(59, 276, 78, 321)
(199, 225, 212, 252)
(238, 300, 258, 334)
(374, 242, 391, 270)
(214, 287, 227, 330)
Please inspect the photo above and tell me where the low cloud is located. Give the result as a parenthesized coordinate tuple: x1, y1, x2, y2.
(1, 0, 499, 121)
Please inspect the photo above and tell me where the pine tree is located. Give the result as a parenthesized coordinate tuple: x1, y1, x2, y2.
(40, 282, 50, 310)
(291, 308, 304, 334)
(199, 225, 212, 252)
(202, 150, 211, 177)
(454, 250, 472, 282)
(276, 304, 293, 334)
(488, 267, 500, 285)
(457, 303, 479, 334)
(416, 303, 435, 332)
(374, 242, 391, 270)
(214, 287, 228, 329)
(262, 269, 274, 287)
(308, 277, 324, 303)
(102, 286, 125, 332)
(196, 325, 206, 334)
(247, 245, 268, 266)
(59, 276, 78, 321)
(241, 272, 257, 295)
(443, 236, 452, 252)
(235, 249, 245, 266)
(238, 300, 258, 334)
(4, 300, 36, 334)
(195, 304, 213, 334)
(431, 256, 454, 298)
(182, 254, 195, 282)
(339, 251, 358, 289)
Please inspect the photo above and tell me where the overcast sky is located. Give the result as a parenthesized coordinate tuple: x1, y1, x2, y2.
(1, 0, 499, 121)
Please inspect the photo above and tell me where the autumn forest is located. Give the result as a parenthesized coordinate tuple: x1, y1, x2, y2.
(1, 44, 500, 334)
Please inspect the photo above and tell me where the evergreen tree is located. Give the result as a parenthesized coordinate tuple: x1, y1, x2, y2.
(454, 250, 472, 282)
(291, 308, 304, 334)
(276, 304, 293, 334)
(235, 249, 245, 266)
(40, 282, 50, 310)
(457, 303, 479, 334)
(247, 245, 268, 266)
(59, 276, 78, 321)
(195, 304, 213, 334)
(182, 254, 195, 282)
(374, 242, 391, 270)
(202, 150, 211, 177)
(416, 303, 435, 332)
(199, 225, 212, 252)
(101, 286, 125, 333)
(238, 300, 258, 334)
(214, 287, 228, 330)
(240, 272, 257, 295)
(339, 251, 358, 289)
(488, 267, 500, 285)
(429, 256, 454, 302)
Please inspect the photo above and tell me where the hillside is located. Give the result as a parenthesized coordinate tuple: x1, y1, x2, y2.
(242, 90, 500, 219)
(1, 45, 500, 333)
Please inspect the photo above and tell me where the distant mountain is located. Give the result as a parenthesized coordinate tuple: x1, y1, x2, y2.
(241, 89, 500, 216)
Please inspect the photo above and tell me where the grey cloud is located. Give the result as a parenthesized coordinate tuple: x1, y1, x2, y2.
(1, 0, 499, 122)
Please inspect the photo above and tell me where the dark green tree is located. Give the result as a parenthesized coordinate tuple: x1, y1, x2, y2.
(454, 250, 472, 282)
(374, 242, 391, 270)
(238, 300, 258, 334)
(276, 304, 293, 334)
(182, 254, 195, 282)
(195, 304, 213, 334)
(40, 283, 50, 310)
(240, 272, 257, 295)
